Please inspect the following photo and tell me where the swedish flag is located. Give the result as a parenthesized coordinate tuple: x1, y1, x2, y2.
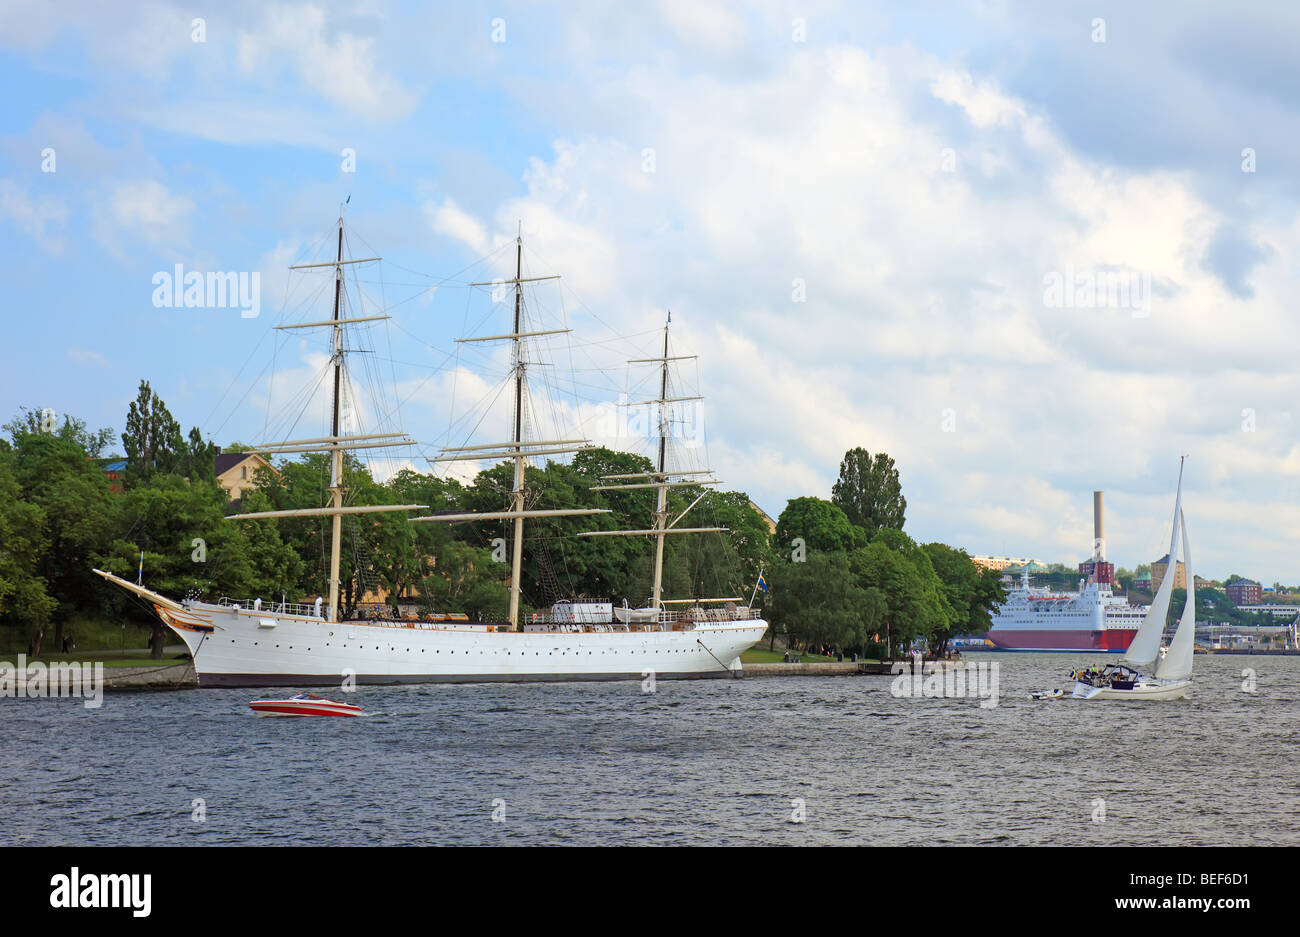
(757, 572, 768, 593)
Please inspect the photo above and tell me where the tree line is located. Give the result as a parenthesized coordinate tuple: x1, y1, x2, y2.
(765, 447, 1005, 658)
(0, 383, 1004, 660)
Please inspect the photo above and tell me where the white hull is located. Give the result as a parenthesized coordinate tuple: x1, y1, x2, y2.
(1070, 679, 1191, 701)
(157, 601, 765, 687)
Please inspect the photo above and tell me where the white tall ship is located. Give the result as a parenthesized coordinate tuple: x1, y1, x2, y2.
(96, 212, 767, 686)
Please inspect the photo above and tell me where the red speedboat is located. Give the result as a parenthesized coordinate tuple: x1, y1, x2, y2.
(248, 692, 362, 717)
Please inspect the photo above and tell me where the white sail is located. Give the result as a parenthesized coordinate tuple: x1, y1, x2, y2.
(1124, 469, 1183, 669)
(1156, 508, 1195, 680)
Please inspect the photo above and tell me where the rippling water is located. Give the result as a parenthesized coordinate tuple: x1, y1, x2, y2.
(3, 652, 1297, 845)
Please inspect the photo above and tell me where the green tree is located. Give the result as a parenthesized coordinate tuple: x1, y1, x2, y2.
(850, 530, 951, 657)
(768, 552, 870, 654)
(0, 451, 56, 642)
(775, 497, 860, 556)
(8, 429, 121, 650)
(179, 426, 219, 482)
(921, 542, 1006, 656)
(97, 473, 260, 656)
(831, 447, 906, 534)
(4, 407, 115, 457)
(121, 379, 183, 482)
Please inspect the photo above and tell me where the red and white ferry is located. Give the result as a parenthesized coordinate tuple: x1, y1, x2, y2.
(985, 570, 1148, 651)
(984, 491, 1150, 652)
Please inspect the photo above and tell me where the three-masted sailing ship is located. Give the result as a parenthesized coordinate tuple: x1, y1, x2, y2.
(95, 211, 767, 686)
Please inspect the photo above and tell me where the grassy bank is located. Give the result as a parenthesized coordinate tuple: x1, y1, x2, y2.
(741, 647, 840, 663)
(1, 615, 155, 655)
(0, 648, 191, 667)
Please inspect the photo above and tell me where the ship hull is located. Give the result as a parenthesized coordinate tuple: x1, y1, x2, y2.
(986, 628, 1137, 652)
(157, 602, 766, 687)
(1071, 679, 1191, 701)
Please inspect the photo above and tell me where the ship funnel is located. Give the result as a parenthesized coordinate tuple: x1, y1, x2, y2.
(1093, 491, 1105, 560)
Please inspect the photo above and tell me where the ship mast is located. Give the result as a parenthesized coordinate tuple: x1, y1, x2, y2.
(328, 219, 345, 626)
(507, 235, 527, 629)
(226, 208, 428, 623)
(651, 320, 670, 609)
(581, 314, 728, 612)
(414, 230, 609, 630)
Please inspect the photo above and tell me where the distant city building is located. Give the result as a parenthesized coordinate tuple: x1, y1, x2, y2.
(1226, 579, 1263, 606)
(97, 457, 127, 494)
(1234, 604, 1300, 619)
(215, 450, 275, 502)
(1078, 559, 1115, 585)
(1151, 553, 1186, 593)
(1132, 570, 1153, 592)
(973, 555, 1044, 572)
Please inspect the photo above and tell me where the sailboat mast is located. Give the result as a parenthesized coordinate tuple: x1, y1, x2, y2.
(508, 233, 526, 631)
(651, 318, 670, 611)
(327, 216, 345, 625)
(1168, 455, 1185, 562)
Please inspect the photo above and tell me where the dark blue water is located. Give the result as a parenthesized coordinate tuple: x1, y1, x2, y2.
(3, 653, 1297, 845)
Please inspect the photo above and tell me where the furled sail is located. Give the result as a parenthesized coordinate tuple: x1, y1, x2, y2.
(1156, 508, 1195, 681)
(1125, 471, 1184, 669)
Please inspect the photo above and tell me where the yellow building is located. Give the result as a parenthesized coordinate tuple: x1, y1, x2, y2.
(749, 501, 777, 536)
(1151, 553, 1186, 592)
(972, 555, 1043, 572)
(214, 451, 275, 502)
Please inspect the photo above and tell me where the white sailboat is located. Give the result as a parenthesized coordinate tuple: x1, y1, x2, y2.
(95, 212, 767, 686)
(1070, 459, 1194, 700)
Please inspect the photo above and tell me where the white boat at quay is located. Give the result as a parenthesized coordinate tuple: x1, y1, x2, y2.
(1069, 459, 1195, 701)
(96, 210, 766, 687)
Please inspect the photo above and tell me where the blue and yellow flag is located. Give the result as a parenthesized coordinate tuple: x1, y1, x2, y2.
(757, 572, 768, 593)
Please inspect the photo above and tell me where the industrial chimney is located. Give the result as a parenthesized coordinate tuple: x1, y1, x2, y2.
(1093, 491, 1105, 561)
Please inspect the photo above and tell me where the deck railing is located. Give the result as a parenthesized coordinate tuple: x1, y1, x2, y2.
(215, 597, 324, 618)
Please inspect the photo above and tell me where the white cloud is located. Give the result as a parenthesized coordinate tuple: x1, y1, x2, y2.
(67, 347, 108, 366)
(0, 178, 68, 253)
(427, 198, 491, 257)
(657, 0, 748, 55)
(93, 179, 195, 258)
(437, 40, 1300, 580)
(236, 4, 417, 120)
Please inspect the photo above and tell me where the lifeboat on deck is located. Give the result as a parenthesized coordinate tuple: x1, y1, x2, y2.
(248, 692, 362, 717)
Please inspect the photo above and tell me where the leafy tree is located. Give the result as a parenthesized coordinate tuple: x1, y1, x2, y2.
(775, 497, 860, 556)
(8, 429, 121, 650)
(419, 540, 508, 620)
(4, 407, 115, 457)
(850, 529, 951, 657)
(0, 451, 56, 641)
(831, 447, 906, 534)
(921, 542, 1006, 656)
(232, 489, 307, 601)
(768, 552, 870, 653)
(96, 474, 261, 656)
(122, 380, 183, 481)
(179, 426, 219, 482)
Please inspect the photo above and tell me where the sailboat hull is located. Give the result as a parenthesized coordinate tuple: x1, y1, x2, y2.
(156, 601, 766, 687)
(1070, 679, 1191, 701)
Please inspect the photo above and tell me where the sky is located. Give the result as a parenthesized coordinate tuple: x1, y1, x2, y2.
(2, 1, 1299, 583)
